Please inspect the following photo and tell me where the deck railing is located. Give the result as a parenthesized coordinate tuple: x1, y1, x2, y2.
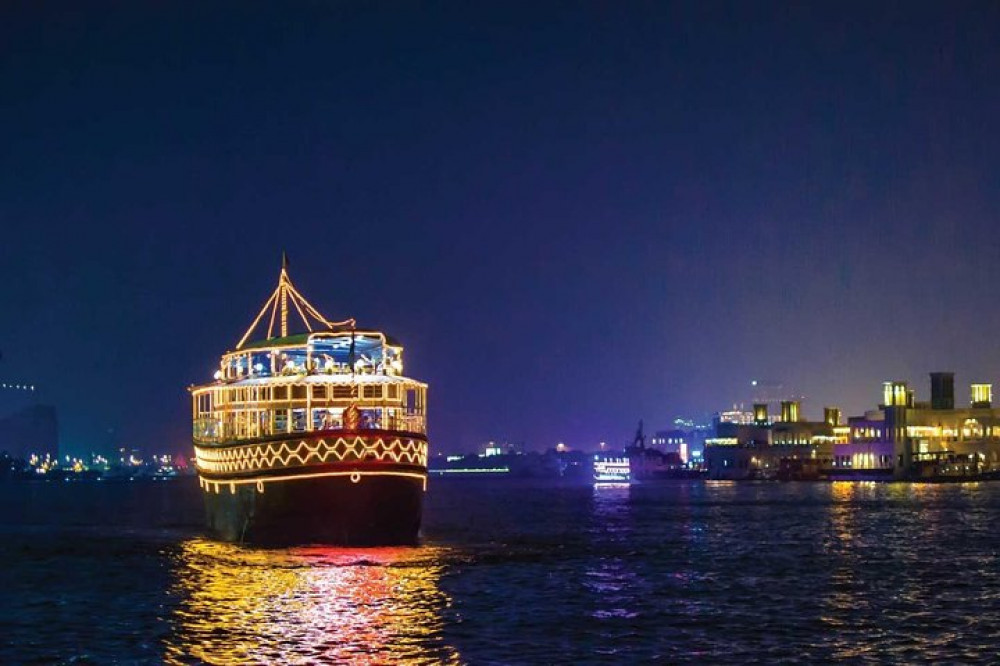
(193, 411, 427, 445)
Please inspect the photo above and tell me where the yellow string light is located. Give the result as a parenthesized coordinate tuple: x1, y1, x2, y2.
(236, 258, 357, 349)
(199, 469, 428, 493)
(194, 435, 428, 475)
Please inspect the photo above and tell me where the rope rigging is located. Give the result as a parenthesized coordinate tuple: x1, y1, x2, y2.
(235, 254, 355, 350)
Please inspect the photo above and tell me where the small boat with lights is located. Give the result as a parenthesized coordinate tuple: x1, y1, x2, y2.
(593, 455, 631, 483)
(594, 421, 705, 483)
(190, 256, 429, 545)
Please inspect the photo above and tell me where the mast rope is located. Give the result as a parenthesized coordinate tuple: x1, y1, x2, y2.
(234, 257, 356, 349)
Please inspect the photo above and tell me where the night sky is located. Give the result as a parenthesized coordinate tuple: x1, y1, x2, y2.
(2, 3, 999, 456)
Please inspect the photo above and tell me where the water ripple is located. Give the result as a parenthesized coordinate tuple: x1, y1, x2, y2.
(3, 479, 1000, 663)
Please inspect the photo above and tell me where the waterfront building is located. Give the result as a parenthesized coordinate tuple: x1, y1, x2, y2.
(650, 418, 712, 463)
(715, 405, 754, 425)
(705, 399, 846, 480)
(706, 371, 1000, 481)
(834, 373, 1000, 480)
(650, 429, 690, 463)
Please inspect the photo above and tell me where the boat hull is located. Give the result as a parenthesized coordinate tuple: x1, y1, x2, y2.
(202, 471, 424, 546)
(194, 429, 428, 546)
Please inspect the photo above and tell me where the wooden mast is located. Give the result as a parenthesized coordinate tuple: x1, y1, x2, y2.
(280, 252, 289, 338)
(234, 254, 356, 350)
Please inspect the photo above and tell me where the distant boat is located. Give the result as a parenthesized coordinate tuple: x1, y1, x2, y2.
(189, 257, 429, 545)
(594, 420, 706, 483)
(593, 455, 631, 483)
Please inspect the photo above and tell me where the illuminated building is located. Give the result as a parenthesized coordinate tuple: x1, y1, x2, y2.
(483, 442, 505, 457)
(716, 405, 754, 425)
(823, 407, 841, 426)
(882, 381, 911, 408)
(708, 371, 1000, 482)
(650, 418, 712, 464)
(834, 373, 1000, 480)
(706, 399, 846, 480)
(650, 429, 690, 463)
(779, 400, 800, 423)
(189, 257, 429, 545)
(971, 383, 992, 408)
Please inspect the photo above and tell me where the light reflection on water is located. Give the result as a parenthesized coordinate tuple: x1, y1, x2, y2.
(5, 479, 1000, 663)
(163, 539, 461, 664)
(586, 483, 640, 621)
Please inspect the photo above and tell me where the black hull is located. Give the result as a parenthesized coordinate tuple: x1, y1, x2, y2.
(195, 429, 429, 546)
(203, 473, 424, 546)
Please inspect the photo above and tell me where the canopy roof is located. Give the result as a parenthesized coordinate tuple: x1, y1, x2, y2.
(236, 330, 402, 353)
(239, 333, 312, 351)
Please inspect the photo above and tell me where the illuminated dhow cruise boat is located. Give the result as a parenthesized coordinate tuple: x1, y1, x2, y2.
(190, 257, 429, 545)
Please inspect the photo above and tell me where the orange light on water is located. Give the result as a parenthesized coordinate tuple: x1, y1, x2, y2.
(163, 539, 461, 664)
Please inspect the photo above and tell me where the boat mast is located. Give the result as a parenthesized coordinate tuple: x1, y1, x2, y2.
(280, 252, 289, 338)
(234, 254, 356, 350)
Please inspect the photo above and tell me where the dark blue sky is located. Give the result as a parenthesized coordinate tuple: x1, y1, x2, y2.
(2, 2, 999, 456)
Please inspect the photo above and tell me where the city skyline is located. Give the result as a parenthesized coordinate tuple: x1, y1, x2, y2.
(3, 3, 1000, 455)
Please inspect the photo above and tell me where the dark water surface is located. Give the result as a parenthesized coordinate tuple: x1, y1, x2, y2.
(2, 478, 999, 663)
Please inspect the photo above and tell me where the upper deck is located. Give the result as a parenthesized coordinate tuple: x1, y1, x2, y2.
(208, 328, 405, 383)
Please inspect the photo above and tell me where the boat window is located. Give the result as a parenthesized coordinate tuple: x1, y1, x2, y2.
(363, 385, 381, 399)
(312, 385, 327, 399)
(333, 386, 353, 399)
(291, 385, 307, 400)
(291, 408, 306, 432)
(273, 386, 288, 400)
(250, 353, 271, 377)
(387, 385, 399, 399)
(273, 409, 288, 433)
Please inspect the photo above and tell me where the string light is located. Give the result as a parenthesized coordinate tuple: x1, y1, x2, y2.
(194, 435, 428, 475)
(191, 256, 431, 517)
(235, 258, 355, 350)
(199, 469, 427, 493)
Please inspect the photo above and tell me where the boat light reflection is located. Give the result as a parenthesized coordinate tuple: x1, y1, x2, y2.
(164, 538, 460, 664)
